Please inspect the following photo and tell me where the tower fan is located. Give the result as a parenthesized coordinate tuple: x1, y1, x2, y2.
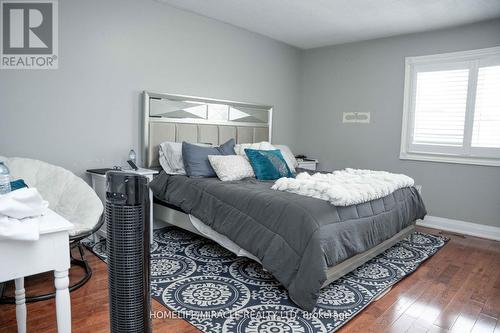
(105, 171, 151, 333)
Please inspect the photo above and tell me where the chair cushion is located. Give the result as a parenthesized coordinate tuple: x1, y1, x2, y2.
(0, 156, 103, 237)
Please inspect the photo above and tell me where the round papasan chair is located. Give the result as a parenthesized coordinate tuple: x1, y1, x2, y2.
(0, 156, 104, 303)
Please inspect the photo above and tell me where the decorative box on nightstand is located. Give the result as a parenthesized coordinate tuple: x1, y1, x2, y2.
(296, 158, 318, 171)
(86, 167, 158, 241)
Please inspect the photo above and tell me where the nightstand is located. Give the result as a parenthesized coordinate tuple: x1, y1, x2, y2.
(296, 158, 318, 171)
(86, 167, 158, 242)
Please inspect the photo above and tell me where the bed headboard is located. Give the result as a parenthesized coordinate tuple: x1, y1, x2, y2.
(142, 91, 273, 168)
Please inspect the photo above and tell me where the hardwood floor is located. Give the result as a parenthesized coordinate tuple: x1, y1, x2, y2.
(1, 226, 499, 333)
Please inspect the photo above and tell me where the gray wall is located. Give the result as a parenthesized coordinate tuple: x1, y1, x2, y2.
(1, 1, 498, 227)
(0, 0, 301, 176)
(297, 19, 500, 227)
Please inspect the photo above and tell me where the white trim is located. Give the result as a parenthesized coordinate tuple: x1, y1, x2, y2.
(400, 46, 500, 167)
(405, 46, 500, 65)
(417, 215, 500, 241)
(400, 151, 500, 167)
(462, 61, 479, 155)
(400, 58, 413, 157)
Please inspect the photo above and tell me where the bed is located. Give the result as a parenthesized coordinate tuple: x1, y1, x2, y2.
(142, 91, 427, 311)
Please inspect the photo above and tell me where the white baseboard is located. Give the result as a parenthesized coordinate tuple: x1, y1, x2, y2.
(417, 215, 500, 242)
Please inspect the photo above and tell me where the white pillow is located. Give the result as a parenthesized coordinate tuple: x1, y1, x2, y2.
(234, 141, 275, 155)
(234, 141, 296, 173)
(273, 144, 298, 169)
(207, 155, 255, 181)
(158, 142, 186, 175)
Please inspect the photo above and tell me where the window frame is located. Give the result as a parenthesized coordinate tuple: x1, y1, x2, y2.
(400, 46, 500, 167)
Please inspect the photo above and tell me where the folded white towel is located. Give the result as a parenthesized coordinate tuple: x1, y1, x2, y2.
(0, 188, 48, 241)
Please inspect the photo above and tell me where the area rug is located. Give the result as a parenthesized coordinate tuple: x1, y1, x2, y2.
(83, 227, 447, 333)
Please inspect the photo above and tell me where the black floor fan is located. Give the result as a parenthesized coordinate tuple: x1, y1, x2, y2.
(105, 171, 152, 333)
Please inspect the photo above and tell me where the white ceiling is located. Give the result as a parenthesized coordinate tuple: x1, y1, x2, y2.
(158, 0, 500, 49)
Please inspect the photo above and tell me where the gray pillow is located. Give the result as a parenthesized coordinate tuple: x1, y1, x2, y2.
(182, 139, 236, 177)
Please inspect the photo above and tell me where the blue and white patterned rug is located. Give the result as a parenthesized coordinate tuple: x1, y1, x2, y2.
(84, 227, 447, 333)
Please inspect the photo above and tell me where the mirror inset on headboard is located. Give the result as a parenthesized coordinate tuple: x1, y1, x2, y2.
(143, 92, 273, 168)
(148, 94, 271, 126)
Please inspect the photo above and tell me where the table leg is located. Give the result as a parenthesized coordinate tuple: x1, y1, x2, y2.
(54, 270, 71, 333)
(149, 187, 154, 245)
(14, 278, 26, 333)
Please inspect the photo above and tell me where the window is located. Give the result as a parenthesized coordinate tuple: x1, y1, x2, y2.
(401, 47, 500, 166)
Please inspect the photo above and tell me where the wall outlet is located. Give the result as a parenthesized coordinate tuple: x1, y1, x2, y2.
(343, 112, 370, 123)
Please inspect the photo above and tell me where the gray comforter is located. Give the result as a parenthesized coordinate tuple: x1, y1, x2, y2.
(150, 171, 426, 311)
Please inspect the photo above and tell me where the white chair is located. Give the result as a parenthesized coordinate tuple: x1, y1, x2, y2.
(0, 156, 104, 302)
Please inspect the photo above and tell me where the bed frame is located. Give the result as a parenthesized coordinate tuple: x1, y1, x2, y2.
(142, 91, 415, 288)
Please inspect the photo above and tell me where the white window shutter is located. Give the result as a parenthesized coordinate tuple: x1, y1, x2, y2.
(472, 65, 500, 148)
(412, 69, 469, 146)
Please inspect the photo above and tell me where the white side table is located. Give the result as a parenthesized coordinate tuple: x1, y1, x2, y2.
(297, 158, 319, 171)
(0, 209, 74, 333)
(87, 168, 158, 242)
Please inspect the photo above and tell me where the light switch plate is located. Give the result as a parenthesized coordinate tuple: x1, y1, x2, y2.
(343, 112, 370, 123)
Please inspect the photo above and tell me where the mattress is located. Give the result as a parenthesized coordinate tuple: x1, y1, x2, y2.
(149, 171, 427, 310)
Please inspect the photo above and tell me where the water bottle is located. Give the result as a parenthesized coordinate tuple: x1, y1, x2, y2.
(0, 162, 11, 194)
(128, 149, 137, 164)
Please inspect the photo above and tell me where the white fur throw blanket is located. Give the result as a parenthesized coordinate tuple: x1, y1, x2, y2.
(272, 168, 414, 206)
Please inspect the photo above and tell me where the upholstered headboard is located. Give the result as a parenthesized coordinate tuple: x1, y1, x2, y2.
(142, 92, 273, 168)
